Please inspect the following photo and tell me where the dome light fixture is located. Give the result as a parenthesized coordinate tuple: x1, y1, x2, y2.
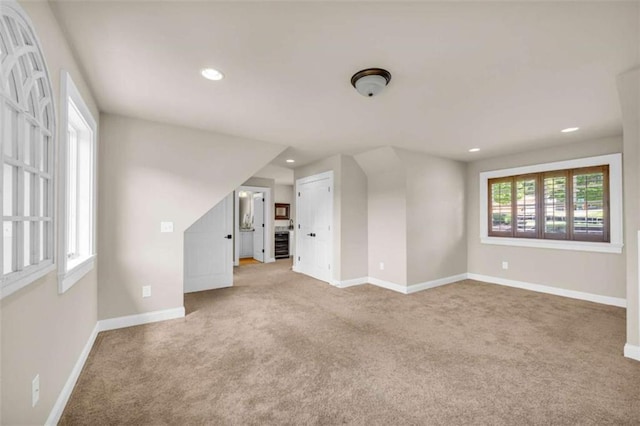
(351, 68, 392, 97)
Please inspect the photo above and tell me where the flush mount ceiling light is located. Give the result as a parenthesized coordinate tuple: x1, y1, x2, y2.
(286, 159, 295, 163)
(351, 68, 392, 97)
(201, 68, 224, 81)
(561, 127, 579, 133)
(469, 148, 480, 152)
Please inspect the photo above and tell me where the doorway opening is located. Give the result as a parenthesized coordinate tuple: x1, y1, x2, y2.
(234, 186, 273, 267)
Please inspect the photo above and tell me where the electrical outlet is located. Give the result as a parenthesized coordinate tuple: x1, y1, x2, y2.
(502, 261, 509, 270)
(160, 221, 174, 233)
(379, 262, 385, 271)
(142, 285, 151, 298)
(32, 374, 40, 407)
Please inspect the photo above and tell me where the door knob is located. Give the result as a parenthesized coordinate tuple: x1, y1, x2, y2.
(224, 234, 232, 239)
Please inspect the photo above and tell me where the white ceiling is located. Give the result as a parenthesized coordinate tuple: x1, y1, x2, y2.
(50, 1, 639, 166)
(253, 164, 294, 185)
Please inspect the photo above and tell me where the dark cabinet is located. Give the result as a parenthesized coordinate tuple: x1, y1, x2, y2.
(275, 232, 289, 259)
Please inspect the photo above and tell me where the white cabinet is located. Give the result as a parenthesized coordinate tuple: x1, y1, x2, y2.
(239, 231, 253, 257)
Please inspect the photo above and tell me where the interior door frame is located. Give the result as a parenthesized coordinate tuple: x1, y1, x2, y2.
(293, 171, 334, 283)
(252, 192, 265, 262)
(234, 185, 273, 266)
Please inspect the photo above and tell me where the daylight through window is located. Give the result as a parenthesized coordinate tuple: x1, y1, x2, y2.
(488, 166, 609, 242)
(0, 4, 56, 298)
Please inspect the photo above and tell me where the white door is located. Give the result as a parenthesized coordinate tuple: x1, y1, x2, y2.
(184, 193, 233, 293)
(296, 172, 333, 283)
(253, 193, 264, 262)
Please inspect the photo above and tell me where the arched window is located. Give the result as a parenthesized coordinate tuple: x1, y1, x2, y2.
(0, 1, 55, 298)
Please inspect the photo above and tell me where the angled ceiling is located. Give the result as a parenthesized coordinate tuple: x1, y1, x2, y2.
(50, 1, 639, 166)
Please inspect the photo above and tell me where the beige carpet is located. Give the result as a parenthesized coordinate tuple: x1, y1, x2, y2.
(61, 259, 640, 425)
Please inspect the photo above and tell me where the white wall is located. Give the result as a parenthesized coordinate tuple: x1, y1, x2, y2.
(1, 2, 99, 424)
(340, 156, 368, 280)
(466, 136, 625, 299)
(396, 149, 467, 285)
(618, 68, 640, 348)
(98, 114, 285, 320)
(355, 147, 407, 285)
(355, 147, 466, 286)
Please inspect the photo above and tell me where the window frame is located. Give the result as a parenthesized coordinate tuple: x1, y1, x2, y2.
(57, 70, 97, 294)
(480, 153, 623, 254)
(0, 0, 57, 300)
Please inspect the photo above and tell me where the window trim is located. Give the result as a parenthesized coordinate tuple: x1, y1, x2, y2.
(0, 0, 57, 300)
(479, 153, 623, 254)
(58, 70, 97, 293)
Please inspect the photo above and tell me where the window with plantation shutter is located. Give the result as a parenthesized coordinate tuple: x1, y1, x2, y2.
(488, 166, 610, 243)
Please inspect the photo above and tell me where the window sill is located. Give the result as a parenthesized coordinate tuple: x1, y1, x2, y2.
(481, 237, 623, 254)
(58, 254, 96, 294)
(1, 261, 56, 300)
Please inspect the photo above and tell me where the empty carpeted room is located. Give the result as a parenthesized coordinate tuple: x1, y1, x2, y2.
(1, 0, 640, 424)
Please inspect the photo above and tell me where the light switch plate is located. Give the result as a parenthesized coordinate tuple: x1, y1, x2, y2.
(160, 222, 174, 233)
(142, 285, 151, 298)
(502, 261, 509, 270)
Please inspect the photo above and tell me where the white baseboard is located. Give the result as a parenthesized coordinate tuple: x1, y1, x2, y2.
(98, 306, 185, 332)
(366, 274, 467, 295)
(624, 343, 640, 361)
(467, 273, 626, 308)
(333, 277, 368, 288)
(332, 274, 467, 294)
(367, 277, 409, 294)
(45, 322, 99, 426)
(406, 273, 468, 294)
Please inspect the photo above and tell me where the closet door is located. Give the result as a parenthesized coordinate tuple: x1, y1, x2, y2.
(295, 172, 333, 283)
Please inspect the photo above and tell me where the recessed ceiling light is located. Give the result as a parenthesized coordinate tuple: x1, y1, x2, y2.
(201, 68, 224, 81)
(561, 127, 579, 133)
(286, 159, 295, 163)
(469, 148, 480, 152)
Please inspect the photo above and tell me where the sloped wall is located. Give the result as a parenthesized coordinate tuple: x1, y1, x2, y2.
(98, 114, 285, 320)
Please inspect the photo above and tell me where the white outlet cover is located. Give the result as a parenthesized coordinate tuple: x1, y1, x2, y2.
(502, 261, 509, 270)
(142, 285, 151, 298)
(32, 374, 40, 407)
(160, 221, 174, 233)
